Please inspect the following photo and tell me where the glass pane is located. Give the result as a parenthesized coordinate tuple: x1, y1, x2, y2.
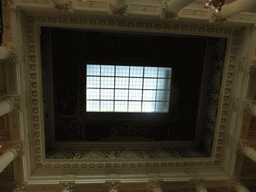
(115, 77, 129, 88)
(101, 101, 114, 111)
(130, 78, 143, 89)
(156, 102, 169, 112)
(143, 90, 156, 101)
(157, 79, 171, 90)
(101, 65, 115, 76)
(144, 67, 158, 77)
(142, 102, 155, 112)
(158, 67, 172, 78)
(87, 65, 100, 76)
(87, 77, 100, 88)
(87, 100, 99, 111)
(116, 66, 129, 77)
(130, 66, 143, 77)
(115, 89, 128, 100)
(156, 90, 169, 101)
(144, 78, 157, 89)
(128, 101, 141, 112)
(129, 90, 142, 100)
(101, 77, 114, 88)
(87, 89, 99, 99)
(115, 101, 128, 112)
(101, 89, 114, 100)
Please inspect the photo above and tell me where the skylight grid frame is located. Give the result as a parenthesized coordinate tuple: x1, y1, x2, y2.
(86, 64, 172, 113)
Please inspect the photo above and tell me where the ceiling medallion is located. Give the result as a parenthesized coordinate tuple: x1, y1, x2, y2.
(205, 0, 225, 13)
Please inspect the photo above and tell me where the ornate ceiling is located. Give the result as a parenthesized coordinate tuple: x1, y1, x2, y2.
(0, 0, 256, 191)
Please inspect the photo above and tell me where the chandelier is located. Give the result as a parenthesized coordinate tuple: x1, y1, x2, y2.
(205, 0, 225, 13)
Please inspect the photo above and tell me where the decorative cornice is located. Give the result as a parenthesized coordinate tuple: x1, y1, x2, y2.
(20, 11, 244, 180)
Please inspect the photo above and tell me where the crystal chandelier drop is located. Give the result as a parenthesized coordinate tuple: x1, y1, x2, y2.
(205, 0, 225, 13)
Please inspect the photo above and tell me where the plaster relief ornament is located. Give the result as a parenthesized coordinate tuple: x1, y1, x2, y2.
(107, 182, 120, 192)
(59, 183, 74, 192)
(4, 96, 20, 112)
(149, 181, 163, 192)
(12, 184, 26, 192)
(1, 0, 12, 7)
(0, 44, 17, 61)
(52, 0, 72, 10)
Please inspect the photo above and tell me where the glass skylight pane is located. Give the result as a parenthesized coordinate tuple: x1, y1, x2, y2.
(101, 101, 114, 111)
(144, 67, 158, 78)
(87, 89, 99, 99)
(115, 101, 128, 112)
(128, 101, 141, 112)
(157, 79, 170, 90)
(101, 65, 115, 76)
(143, 90, 156, 101)
(158, 67, 172, 78)
(116, 66, 129, 76)
(115, 77, 129, 88)
(142, 102, 155, 112)
(156, 90, 169, 101)
(86, 64, 172, 113)
(101, 77, 114, 88)
(129, 90, 142, 100)
(115, 89, 128, 100)
(101, 89, 114, 100)
(130, 78, 143, 89)
(130, 66, 143, 77)
(87, 100, 99, 111)
(156, 102, 168, 112)
(144, 78, 157, 89)
(87, 77, 100, 88)
(87, 65, 100, 76)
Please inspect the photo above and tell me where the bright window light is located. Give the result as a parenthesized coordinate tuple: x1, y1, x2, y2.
(86, 65, 172, 113)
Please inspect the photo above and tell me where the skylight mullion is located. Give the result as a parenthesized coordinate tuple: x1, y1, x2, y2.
(127, 66, 130, 112)
(155, 67, 159, 112)
(114, 65, 116, 112)
(141, 66, 145, 112)
(99, 65, 101, 112)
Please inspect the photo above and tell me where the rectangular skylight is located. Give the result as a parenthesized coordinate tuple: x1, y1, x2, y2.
(86, 65, 172, 112)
